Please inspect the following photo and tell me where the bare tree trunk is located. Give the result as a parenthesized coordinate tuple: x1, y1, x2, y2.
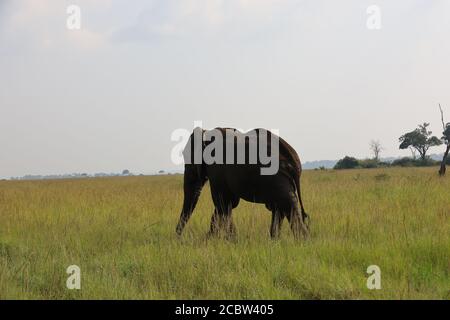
(439, 144, 450, 176)
(438, 104, 449, 176)
(409, 147, 417, 160)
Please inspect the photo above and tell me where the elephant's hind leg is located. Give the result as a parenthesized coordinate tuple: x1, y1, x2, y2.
(208, 209, 220, 236)
(287, 209, 309, 240)
(226, 197, 239, 239)
(284, 192, 309, 240)
(270, 210, 283, 239)
(225, 216, 236, 241)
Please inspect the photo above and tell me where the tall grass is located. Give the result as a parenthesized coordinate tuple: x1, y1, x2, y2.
(0, 167, 449, 299)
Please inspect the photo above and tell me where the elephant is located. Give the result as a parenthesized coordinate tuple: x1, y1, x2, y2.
(175, 127, 310, 240)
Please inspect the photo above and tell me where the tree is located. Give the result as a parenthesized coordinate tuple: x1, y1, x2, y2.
(334, 156, 359, 169)
(399, 123, 442, 161)
(122, 169, 130, 175)
(409, 147, 417, 160)
(369, 140, 383, 161)
(438, 104, 450, 176)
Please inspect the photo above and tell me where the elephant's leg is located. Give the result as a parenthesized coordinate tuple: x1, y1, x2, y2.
(286, 194, 309, 240)
(270, 210, 283, 239)
(301, 210, 310, 232)
(224, 216, 236, 240)
(225, 197, 239, 239)
(287, 211, 303, 240)
(209, 188, 236, 238)
(208, 209, 220, 236)
(208, 208, 234, 239)
(218, 205, 234, 239)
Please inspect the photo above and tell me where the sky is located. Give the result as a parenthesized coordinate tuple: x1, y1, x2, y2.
(1, 0, 450, 178)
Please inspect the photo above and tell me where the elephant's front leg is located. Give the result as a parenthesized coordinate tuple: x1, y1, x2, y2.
(208, 208, 235, 239)
(270, 210, 283, 239)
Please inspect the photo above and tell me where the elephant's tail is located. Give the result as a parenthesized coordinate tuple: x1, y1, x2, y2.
(295, 174, 306, 215)
(276, 132, 307, 217)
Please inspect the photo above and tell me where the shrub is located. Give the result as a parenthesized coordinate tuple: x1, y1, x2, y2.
(377, 161, 390, 167)
(391, 157, 415, 167)
(391, 157, 439, 167)
(334, 156, 359, 169)
(415, 158, 439, 167)
(359, 159, 378, 169)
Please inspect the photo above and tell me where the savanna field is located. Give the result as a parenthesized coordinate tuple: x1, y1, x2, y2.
(0, 167, 449, 299)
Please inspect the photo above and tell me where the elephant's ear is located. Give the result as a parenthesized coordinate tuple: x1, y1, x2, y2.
(182, 127, 202, 164)
(183, 127, 206, 180)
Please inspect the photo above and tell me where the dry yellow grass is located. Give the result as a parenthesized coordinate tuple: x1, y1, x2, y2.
(0, 167, 449, 299)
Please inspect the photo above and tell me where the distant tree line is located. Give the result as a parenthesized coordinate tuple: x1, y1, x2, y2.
(334, 104, 450, 175)
(333, 155, 449, 170)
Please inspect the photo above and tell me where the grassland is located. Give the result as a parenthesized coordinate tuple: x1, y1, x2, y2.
(0, 167, 449, 299)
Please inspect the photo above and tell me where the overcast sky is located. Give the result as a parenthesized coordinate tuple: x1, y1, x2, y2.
(1, 0, 449, 178)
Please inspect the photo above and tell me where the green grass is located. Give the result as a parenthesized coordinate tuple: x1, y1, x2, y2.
(0, 167, 449, 299)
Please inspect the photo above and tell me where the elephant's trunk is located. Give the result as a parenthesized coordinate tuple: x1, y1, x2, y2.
(176, 174, 204, 235)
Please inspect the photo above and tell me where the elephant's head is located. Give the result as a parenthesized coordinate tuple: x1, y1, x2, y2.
(176, 127, 207, 236)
